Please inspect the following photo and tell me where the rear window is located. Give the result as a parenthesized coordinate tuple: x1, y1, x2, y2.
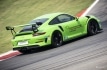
(20, 18, 48, 32)
(30, 18, 48, 24)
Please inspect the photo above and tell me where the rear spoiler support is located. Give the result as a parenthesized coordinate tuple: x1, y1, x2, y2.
(6, 26, 16, 36)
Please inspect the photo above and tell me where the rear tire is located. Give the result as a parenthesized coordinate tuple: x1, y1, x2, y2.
(51, 31, 63, 48)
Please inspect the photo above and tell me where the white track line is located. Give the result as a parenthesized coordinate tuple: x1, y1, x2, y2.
(81, 0, 99, 17)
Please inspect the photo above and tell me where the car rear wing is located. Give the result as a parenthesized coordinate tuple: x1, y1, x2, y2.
(6, 24, 38, 36)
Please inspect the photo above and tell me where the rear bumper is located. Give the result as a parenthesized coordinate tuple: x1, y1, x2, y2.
(13, 45, 40, 51)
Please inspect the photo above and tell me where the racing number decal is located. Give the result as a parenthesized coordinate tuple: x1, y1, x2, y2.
(66, 25, 82, 32)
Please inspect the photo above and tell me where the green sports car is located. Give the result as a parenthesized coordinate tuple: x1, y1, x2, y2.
(6, 13, 102, 53)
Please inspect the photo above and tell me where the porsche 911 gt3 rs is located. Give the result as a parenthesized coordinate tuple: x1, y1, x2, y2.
(6, 13, 102, 53)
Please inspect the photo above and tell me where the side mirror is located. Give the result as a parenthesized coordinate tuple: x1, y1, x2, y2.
(75, 17, 78, 21)
(6, 26, 14, 30)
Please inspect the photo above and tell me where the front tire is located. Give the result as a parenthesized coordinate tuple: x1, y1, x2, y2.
(51, 31, 63, 47)
(87, 20, 98, 35)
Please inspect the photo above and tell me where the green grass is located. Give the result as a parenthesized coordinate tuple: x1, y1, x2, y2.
(0, 0, 94, 54)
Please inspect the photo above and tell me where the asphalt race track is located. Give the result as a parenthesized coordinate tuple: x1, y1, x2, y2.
(0, 0, 107, 70)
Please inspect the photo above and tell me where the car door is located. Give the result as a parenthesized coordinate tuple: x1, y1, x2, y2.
(49, 14, 84, 40)
(57, 14, 84, 40)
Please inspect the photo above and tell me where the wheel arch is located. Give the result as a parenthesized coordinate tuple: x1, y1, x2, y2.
(86, 16, 100, 30)
(85, 16, 101, 33)
(51, 30, 63, 41)
(85, 15, 102, 35)
(50, 30, 63, 47)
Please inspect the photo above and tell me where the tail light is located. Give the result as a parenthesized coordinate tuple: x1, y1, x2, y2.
(33, 32, 46, 36)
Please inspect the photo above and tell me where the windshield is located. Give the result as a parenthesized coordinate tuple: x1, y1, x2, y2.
(20, 18, 48, 32)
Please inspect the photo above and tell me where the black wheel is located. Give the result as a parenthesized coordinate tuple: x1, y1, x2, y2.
(51, 31, 63, 47)
(87, 20, 98, 35)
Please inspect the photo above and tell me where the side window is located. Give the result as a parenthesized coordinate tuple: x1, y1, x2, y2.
(49, 17, 60, 25)
(58, 14, 75, 23)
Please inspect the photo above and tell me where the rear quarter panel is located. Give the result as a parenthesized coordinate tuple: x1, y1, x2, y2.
(40, 25, 64, 44)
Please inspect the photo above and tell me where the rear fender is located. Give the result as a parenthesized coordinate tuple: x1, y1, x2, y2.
(44, 26, 63, 43)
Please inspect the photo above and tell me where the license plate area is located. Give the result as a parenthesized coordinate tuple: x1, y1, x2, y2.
(18, 41, 28, 46)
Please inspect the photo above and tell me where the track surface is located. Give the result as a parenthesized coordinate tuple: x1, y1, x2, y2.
(0, 0, 107, 70)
